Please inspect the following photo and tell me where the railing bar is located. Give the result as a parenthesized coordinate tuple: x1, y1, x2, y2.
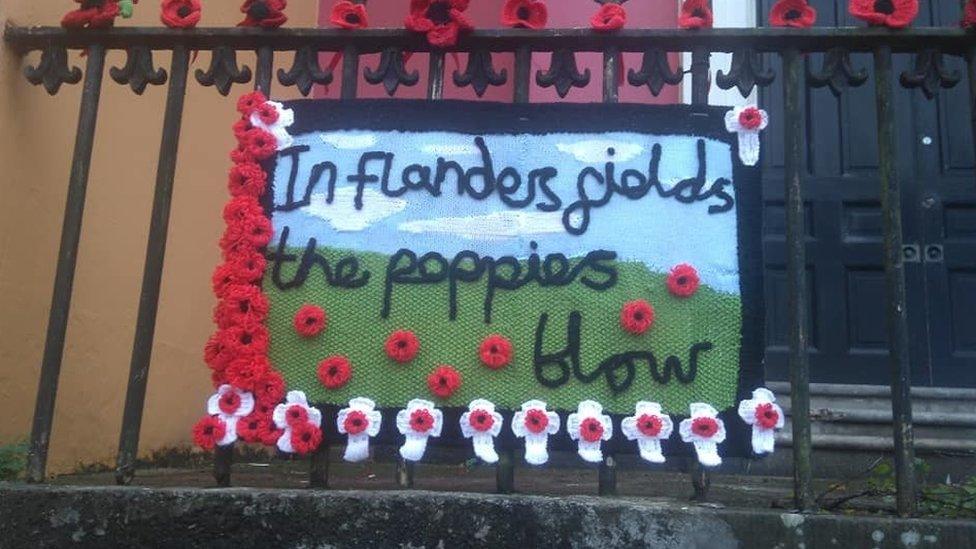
(341, 45, 359, 99)
(783, 47, 815, 512)
(873, 44, 917, 517)
(513, 46, 530, 104)
(603, 47, 619, 104)
(6, 27, 974, 55)
(427, 50, 445, 100)
(690, 47, 709, 105)
(310, 441, 330, 489)
(25, 44, 107, 484)
(113, 45, 191, 486)
(255, 45, 274, 95)
(968, 45, 976, 189)
(396, 456, 415, 488)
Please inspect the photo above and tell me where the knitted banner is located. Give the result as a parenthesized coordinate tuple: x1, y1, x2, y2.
(257, 100, 764, 457)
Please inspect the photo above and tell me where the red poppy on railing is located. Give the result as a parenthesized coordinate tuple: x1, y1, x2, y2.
(963, 0, 976, 28)
(501, 0, 548, 30)
(62, 0, 127, 29)
(330, 0, 369, 29)
(769, 0, 816, 28)
(590, 3, 627, 32)
(239, 0, 288, 28)
(161, 0, 201, 29)
(405, 0, 475, 49)
(848, 0, 918, 29)
(679, 0, 713, 30)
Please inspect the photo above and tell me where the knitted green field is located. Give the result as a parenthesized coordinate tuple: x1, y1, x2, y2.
(266, 246, 741, 415)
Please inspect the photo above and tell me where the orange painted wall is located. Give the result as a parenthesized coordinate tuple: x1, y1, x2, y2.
(0, 2, 316, 475)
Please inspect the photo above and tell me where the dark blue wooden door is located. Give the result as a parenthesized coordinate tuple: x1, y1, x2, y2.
(759, 0, 976, 387)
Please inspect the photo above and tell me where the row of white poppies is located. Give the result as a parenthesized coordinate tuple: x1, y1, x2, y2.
(205, 387, 785, 467)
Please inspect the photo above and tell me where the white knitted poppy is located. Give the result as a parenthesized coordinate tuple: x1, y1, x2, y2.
(206, 384, 255, 446)
(250, 99, 295, 150)
(738, 388, 785, 455)
(511, 400, 561, 466)
(566, 400, 613, 463)
(724, 105, 769, 166)
(459, 399, 504, 464)
(336, 397, 383, 463)
(678, 403, 727, 467)
(621, 401, 673, 464)
(273, 390, 322, 454)
(395, 399, 443, 462)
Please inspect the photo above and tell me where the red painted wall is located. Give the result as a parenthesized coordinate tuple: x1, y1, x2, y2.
(316, 0, 679, 103)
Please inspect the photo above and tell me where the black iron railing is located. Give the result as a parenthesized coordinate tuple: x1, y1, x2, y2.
(6, 23, 976, 518)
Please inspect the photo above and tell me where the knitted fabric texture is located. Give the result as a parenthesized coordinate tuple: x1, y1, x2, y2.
(246, 100, 765, 457)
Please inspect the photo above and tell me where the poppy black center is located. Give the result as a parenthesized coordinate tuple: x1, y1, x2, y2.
(305, 317, 316, 325)
(178, 5, 192, 17)
(692, 9, 707, 18)
(240, 334, 252, 344)
(439, 377, 447, 385)
(248, 1, 271, 20)
(517, 6, 530, 20)
(239, 301, 250, 313)
(490, 345, 498, 353)
(328, 366, 337, 375)
(589, 423, 598, 431)
(785, 9, 801, 19)
(874, 0, 894, 14)
(634, 312, 643, 320)
(204, 426, 213, 434)
(302, 432, 311, 441)
(397, 340, 406, 348)
(345, 13, 361, 24)
(82, 0, 106, 9)
(352, 418, 362, 426)
(477, 415, 485, 423)
(426, 1, 452, 25)
(677, 276, 687, 285)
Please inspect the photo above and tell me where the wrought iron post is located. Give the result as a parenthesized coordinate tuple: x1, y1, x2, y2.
(26, 45, 107, 483)
(782, 48, 815, 512)
(115, 45, 190, 486)
(873, 45, 917, 517)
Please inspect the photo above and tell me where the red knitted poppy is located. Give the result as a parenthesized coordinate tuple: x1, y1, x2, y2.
(192, 415, 227, 450)
(228, 250, 266, 282)
(679, 0, 713, 29)
(228, 162, 267, 198)
(214, 284, 270, 329)
(848, 0, 918, 29)
(219, 323, 270, 360)
(501, 0, 547, 30)
(242, 128, 278, 161)
(293, 304, 327, 337)
(667, 264, 700, 298)
(239, 0, 288, 28)
(590, 3, 626, 32)
(161, 0, 202, 29)
(409, 408, 436, 433)
(427, 365, 462, 399)
(204, 333, 234, 371)
(739, 107, 764, 130)
(222, 196, 264, 226)
(479, 334, 513, 370)
(405, 0, 475, 49)
(691, 416, 719, 438)
(754, 403, 780, 430)
(237, 91, 267, 117)
(318, 356, 353, 390)
(524, 409, 549, 434)
(580, 417, 605, 443)
(343, 410, 370, 435)
(285, 404, 309, 426)
(62, 0, 123, 29)
(225, 354, 272, 391)
(468, 409, 495, 432)
(385, 330, 420, 363)
(620, 300, 655, 335)
(253, 102, 280, 125)
(636, 414, 663, 437)
(330, 0, 369, 29)
(965, 0, 976, 28)
(769, 0, 816, 28)
(236, 412, 267, 443)
(290, 422, 323, 455)
(217, 388, 242, 415)
(253, 369, 285, 405)
(233, 119, 255, 141)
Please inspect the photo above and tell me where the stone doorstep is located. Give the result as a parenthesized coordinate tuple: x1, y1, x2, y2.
(1, 484, 974, 549)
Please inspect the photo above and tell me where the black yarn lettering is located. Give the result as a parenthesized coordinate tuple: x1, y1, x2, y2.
(268, 227, 370, 290)
(347, 151, 393, 209)
(533, 311, 580, 389)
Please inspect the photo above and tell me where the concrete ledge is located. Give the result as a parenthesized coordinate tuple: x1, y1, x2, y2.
(1, 484, 974, 548)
